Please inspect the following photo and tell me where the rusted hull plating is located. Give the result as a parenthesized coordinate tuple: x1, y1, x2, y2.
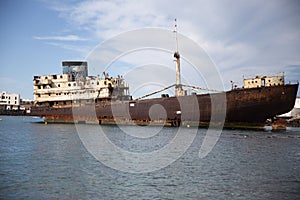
(30, 84, 299, 129)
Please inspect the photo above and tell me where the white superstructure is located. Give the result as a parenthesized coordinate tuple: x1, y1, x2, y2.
(33, 61, 130, 107)
(243, 73, 285, 89)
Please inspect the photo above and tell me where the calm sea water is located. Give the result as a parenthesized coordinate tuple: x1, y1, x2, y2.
(0, 116, 300, 200)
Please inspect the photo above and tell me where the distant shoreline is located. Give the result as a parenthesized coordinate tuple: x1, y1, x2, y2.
(0, 110, 27, 116)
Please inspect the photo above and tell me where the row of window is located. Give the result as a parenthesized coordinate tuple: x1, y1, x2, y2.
(1, 96, 18, 100)
(0, 101, 18, 104)
(247, 80, 259, 84)
(247, 79, 283, 84)
(266, 83, 283, 86)
(44, 75, 67, 79)
(37, 81, 111, 89)
(36, 90, 97, 97)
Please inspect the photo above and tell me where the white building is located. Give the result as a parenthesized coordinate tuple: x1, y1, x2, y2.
(0, 91, 20, 110)
(20, 99, 34, 111)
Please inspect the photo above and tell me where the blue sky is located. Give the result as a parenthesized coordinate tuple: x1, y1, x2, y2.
(0, 0, 299, 99)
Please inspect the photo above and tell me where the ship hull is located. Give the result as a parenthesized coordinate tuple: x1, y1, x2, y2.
(30, 83, 298, 129)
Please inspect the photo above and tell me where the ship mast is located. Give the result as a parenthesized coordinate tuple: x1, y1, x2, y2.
(174, 19, 185, 97)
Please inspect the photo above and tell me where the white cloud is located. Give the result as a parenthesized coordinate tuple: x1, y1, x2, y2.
(33, 35, 88, 41)
(45, 42, 91, 55)
(46, 0, 300, 91)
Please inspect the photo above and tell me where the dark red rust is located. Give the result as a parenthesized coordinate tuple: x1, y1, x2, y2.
(30, 83, 299, 128)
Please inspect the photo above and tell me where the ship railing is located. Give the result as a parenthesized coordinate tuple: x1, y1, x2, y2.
(242, 72, 285, 80)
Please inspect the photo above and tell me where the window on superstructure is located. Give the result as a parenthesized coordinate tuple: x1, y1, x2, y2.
(58, 84, 60, 87)
(60, 75, 63, 78)
(68, 83, 71, 87)
(97, 82, 99, 85)
(73, 83, 76, 86)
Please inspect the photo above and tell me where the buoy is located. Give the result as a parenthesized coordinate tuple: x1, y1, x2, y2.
(187, 124, 190, 128)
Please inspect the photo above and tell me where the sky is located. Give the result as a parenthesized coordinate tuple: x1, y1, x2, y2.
(0, 0, 299, 99)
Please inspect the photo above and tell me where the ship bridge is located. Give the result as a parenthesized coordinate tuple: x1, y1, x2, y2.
(33, 61, 131, 107)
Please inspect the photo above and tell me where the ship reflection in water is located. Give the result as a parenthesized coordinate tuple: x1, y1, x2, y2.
(0, 116, 300, 199)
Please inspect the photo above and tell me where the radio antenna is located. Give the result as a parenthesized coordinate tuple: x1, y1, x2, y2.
(174, 18, 179, 53)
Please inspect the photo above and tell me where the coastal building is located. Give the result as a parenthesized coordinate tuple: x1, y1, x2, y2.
(0, 91, 20, 110)
(20, 99, 34, 111)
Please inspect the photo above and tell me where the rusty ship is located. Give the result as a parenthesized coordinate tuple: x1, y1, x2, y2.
(30, 57, 298, 129)
(30, 23, 298, 129)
